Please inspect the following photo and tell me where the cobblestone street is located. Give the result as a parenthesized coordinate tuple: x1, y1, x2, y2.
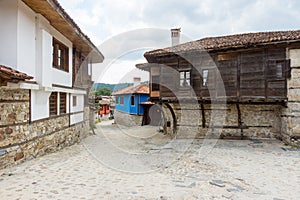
(0, 121, 299, 200)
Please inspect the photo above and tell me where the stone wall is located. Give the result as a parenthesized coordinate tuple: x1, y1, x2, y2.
(114, 110, 142, 127)
(282, 48, 300, 145)
(162, 102, 283, 139)
(0, 88, 89, 169)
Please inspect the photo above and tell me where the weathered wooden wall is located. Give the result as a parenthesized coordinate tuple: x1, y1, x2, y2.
(151, 46, 290, 103)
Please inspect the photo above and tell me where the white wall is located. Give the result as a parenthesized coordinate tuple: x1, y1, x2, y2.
(70, 94, 84, 125)
(0, 0, 18, 67)
(1, 0, 82, 122)
(31, 90, 51, 121)
(17, 1, 36, 79)
(41, 29, 53, 87)
(0, 0, 73, 88)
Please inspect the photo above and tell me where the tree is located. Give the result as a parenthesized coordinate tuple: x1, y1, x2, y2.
(96, 87, 111, 96)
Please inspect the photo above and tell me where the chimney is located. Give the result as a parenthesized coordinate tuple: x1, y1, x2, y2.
(133, 77, 141, 86)
(171, 28, 181, 46)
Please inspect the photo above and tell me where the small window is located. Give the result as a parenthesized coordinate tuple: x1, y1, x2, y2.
(179, 71, 190, 87)
(276, 62, 283, 78)
(60, 93, 67, 114)
(131, 96, 135, 106)
(202, 69, 209, 86)
(152, 75, 160, 91)
(73, 96, 77, 107)
(267, 60, 285, 79)
(53, 38, 69, 72)
(120, 96, 124, 105)
(116, 96, 119, 104)
(49, 92, 58, 116)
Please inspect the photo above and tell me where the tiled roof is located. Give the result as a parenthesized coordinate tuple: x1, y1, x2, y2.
(145, 30, 300, 57)
(112, 84, 149, 95)
(0, 65, 33, 82)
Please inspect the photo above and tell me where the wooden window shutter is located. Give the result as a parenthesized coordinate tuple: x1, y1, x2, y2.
(284, 59, 291, 79)
(60, 93, 67, 114)
(49, 92, 58, 116)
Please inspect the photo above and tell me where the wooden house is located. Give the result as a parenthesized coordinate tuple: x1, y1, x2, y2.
(138, 30, 300, 144)
(0, 0, 103, 168)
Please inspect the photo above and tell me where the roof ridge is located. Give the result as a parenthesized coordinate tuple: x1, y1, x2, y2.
(145, 29, 300, 57)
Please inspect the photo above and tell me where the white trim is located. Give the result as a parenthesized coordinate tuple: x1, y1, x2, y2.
(5, 82, 86, 94)
(6, 82, 40, 90)
(44, 86, 86, 95)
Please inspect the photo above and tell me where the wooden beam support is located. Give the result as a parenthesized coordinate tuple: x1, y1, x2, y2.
(201, 103, 206, 128)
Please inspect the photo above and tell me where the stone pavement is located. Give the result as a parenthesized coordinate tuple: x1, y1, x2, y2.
(0, 121, 299, 199)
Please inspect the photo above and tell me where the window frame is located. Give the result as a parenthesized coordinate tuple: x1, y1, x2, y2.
(49, 92, 58, 116)
(151, 75, 160, 91)
(179, 71, 191, 87)
(60, 93, 67, 114)
(202, 69, 209, 86)
(52, 38, 69, 72)
(72, 96, 77, 107)
(130, 95, 135, 106)
(120, 96, 124, 105)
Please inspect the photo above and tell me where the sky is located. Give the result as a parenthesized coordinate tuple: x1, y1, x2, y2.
(58, 0, 300, 84)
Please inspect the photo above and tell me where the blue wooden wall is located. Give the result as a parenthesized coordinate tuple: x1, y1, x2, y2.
(115, 94, 149, 115)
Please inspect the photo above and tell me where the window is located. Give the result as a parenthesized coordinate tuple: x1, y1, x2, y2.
(131, 96, 135, 106)
(120, 96, 124, 105)
(73, 96, 77, 107)
(267, 60, 286, 79)
(179, 71, 190, 87)
(116, 96, 119, 104)
(53, 38, 69, 72)
(202, 69, 209, 86)
(49, 92, 67, 116)
(60, 93, 67, 114)
(49, 92, 58, 116)
(152, 75, 160, 91)
(276, 62, 283, 78)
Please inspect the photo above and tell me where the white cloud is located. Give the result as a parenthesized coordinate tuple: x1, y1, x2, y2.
(58, 0, 300, 83)
(95, 59, 148, 84)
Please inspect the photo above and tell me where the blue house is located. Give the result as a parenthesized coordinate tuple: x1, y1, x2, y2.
(113, 84, 149, 115)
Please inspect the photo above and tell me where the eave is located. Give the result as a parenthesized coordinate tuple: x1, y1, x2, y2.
(22, 0, 104, 63)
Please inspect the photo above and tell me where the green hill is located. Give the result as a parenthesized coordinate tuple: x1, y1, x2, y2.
(92, 83, 133, 94)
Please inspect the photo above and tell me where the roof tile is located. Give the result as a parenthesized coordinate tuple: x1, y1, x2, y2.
(112, 84, 149, 95)
(145, 30, 300, 57)
(0, 65, 33, 82)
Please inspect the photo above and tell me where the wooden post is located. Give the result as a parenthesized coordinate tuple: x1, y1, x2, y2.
(236, 104, 243, 139)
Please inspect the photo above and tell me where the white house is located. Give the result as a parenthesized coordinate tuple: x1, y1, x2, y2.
(0, 0, 103, 168)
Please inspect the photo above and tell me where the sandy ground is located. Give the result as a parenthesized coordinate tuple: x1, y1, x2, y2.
(0, 120, 299, 199)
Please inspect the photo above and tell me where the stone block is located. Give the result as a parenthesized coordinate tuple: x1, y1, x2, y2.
(288, 88, 300, 101)
(14, 151, 24, 161)
(292, 125, 300, 136)
(289, 49, 300, 67)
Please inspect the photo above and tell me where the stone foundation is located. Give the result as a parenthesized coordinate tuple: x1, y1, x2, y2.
(0, 88, 89, 169)
(114, 110, 142, 127)
(282, 48, 300, 145)
(162, 102, 283, 139)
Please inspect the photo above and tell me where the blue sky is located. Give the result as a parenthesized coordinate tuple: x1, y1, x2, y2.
(58, 0, 300, 83)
